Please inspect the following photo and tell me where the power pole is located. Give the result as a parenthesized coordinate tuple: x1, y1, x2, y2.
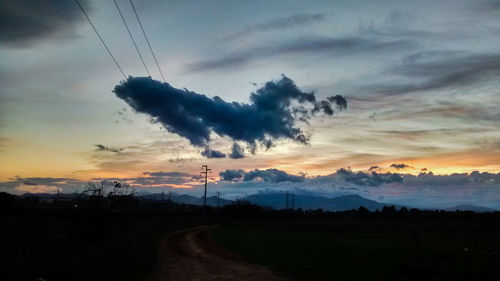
(291, 193, 295, 210)
(201, 165, 211, 207)
(286, 191, 289, 209)
(216, 191, 221, 208)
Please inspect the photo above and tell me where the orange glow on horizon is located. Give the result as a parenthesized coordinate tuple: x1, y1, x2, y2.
(373, 150, 500, 175)
(2, 147, 500, 184)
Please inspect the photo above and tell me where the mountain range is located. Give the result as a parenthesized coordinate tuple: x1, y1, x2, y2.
(244, 193, 397, 211)
(140, 192, 396, 211)
(15, 192, 496, 212)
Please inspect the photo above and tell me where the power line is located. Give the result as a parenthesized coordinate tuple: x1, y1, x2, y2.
(77, 0, 187, 175)
(75, 0, 127, 79)
(129, 0, 166, 83)
(158, 126, 189, 169)
(116, 0, 187, 168)
(77, 0, 188, 170)
(113, 0, 151, 77)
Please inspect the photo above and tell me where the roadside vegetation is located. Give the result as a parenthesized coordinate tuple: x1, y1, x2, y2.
(212, 214, 500, 281)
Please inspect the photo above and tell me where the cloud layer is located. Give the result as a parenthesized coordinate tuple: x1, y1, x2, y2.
(201, 147, 226, 158)
(114, 76, 346, 157)
(336, 168, 403, 187)
(0, 0, 91, 47)
(364, 52, 500, 97)
(94, 144, 122, 153)
(219, 168, 305, 183)
(187, 37, 415, 72)
(229, 143, 245, 159)
(3, 168, 500, 209)
(226, 13, 326, 40)
(390, 163, 413, 170)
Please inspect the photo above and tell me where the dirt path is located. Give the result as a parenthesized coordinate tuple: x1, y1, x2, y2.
(153, 225, 288, 281)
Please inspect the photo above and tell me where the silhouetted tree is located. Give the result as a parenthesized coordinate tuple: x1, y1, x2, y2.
(381, 205, 396, 216)
(358, 206, 370, 218)
(222, 200, 266, 218)
(0, 192, 16, 213)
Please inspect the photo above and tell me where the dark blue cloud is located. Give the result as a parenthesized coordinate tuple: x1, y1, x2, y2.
(327, 95, 348, 109)
(244, 169, 305, 183)
(229, 143, 245, 159)
(219, 169, 245, 181)
(113, 75, 346, 157)
(93, 171, 198, 188)
(22, 180, 38, 186)
(219, 168, 304, 183)
(201, 147, 226, 158)
(94, 144, 122, 153)
(0, 0, 92, 47)
(390, 163, 413, 170)
(337, 168, 403, 187)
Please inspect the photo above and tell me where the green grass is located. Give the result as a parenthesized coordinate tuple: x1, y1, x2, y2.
(212, 225, 500, 281)
(0, 215, 209, 281)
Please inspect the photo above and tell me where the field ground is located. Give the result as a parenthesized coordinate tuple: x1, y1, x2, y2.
(3, 213, 500, 281)
(0, 215, 212, 281)
(211, 221, 500, 281)
(154, 225, 286, 281)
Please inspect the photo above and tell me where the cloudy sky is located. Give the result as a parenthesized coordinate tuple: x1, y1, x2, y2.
(1, 0, 500, 208)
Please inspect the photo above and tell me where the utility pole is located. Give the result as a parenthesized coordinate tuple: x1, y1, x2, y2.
(291, 193, 295, 210)
(201, 165, 211, 207)
(216, 191, 221, 208)
(286, 191, 289, 209)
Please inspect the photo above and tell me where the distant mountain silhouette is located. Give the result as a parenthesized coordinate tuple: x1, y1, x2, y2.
(243, 193, 400, 211)
(16, 192, 497, 212)
(139, 193, 232, 207)
(445, 204, 495, 213)
(21, 192, 396, 211)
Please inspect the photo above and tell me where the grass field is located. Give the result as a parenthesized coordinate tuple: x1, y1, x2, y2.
(0, 214, 210, 281)
(4, 210, 500, 281)
(212, 222, 500, 281)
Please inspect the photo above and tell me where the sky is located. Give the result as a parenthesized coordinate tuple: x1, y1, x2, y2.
(1, 0, 500, 209)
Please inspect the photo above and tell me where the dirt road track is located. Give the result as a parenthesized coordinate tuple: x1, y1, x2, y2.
(153, 225, 288, 281)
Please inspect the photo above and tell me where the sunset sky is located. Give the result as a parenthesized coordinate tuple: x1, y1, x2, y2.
(1, 0, 500, 208)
